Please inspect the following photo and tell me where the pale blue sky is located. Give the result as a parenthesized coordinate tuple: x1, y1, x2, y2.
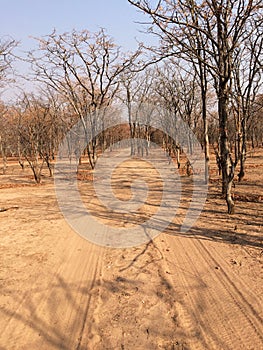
(1, 0, 155, 100)
(2, 0, 151, 53)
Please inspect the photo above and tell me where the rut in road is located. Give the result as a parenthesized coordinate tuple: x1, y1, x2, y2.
(163, 235, 263, 349)
(0, 230, 105, 350)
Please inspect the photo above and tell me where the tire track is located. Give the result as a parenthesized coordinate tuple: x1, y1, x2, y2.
(164, 234, 263, 349)
(0, 233, 104, 350)
(195, 239, 263, 345)
(163, 235, 233, 350)
(75, 252, 102, 350)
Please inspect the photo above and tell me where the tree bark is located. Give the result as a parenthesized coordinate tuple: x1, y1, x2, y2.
(219, 91, 235, 214)
(0, 135, 7, 174)
(238, 118, 247, 182)
(201, 90, 210, 183)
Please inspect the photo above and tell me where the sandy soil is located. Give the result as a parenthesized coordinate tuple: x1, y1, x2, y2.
(0, 148, 262, 350)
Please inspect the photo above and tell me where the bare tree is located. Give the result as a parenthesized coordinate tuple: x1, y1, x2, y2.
(154, 62, 189, 168)
(29, 28, 140, 169)
(0, 36, 17, 88)
(0, 102, 9, 173)
(17, 94, 64, 183)
(247, 93, 263, 148)
(120, 67, 156, 156)
(119, 69, 142, 156)
(231, 17, 263, 181)
(0, 37, 17, 173)
(128, 0, 262, 213)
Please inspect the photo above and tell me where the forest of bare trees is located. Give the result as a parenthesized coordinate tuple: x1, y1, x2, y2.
(0, 0, 262, 213)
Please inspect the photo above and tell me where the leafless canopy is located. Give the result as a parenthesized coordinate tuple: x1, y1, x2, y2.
(128, 0, 263, 213)
(0, 36, 17, 86)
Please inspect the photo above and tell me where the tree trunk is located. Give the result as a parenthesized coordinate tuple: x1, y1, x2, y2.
(176, 146, 181, 169)
(87, 144, 95, 169)
(18, 138, 24, 170)
(202, 92, 210, 183)
(32, 166, 42, 184)
(0, 135, 7, 175)
(129, 122, 136, 156)
(219, 91, 235, 214)
(238, 118, 247, 182)
(92, 137, 97, 165)
(213, 144, 222, 176)
(44, 155, 53, 177)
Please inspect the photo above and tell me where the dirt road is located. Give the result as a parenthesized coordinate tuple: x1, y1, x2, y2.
(0, 152, 262, 349)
